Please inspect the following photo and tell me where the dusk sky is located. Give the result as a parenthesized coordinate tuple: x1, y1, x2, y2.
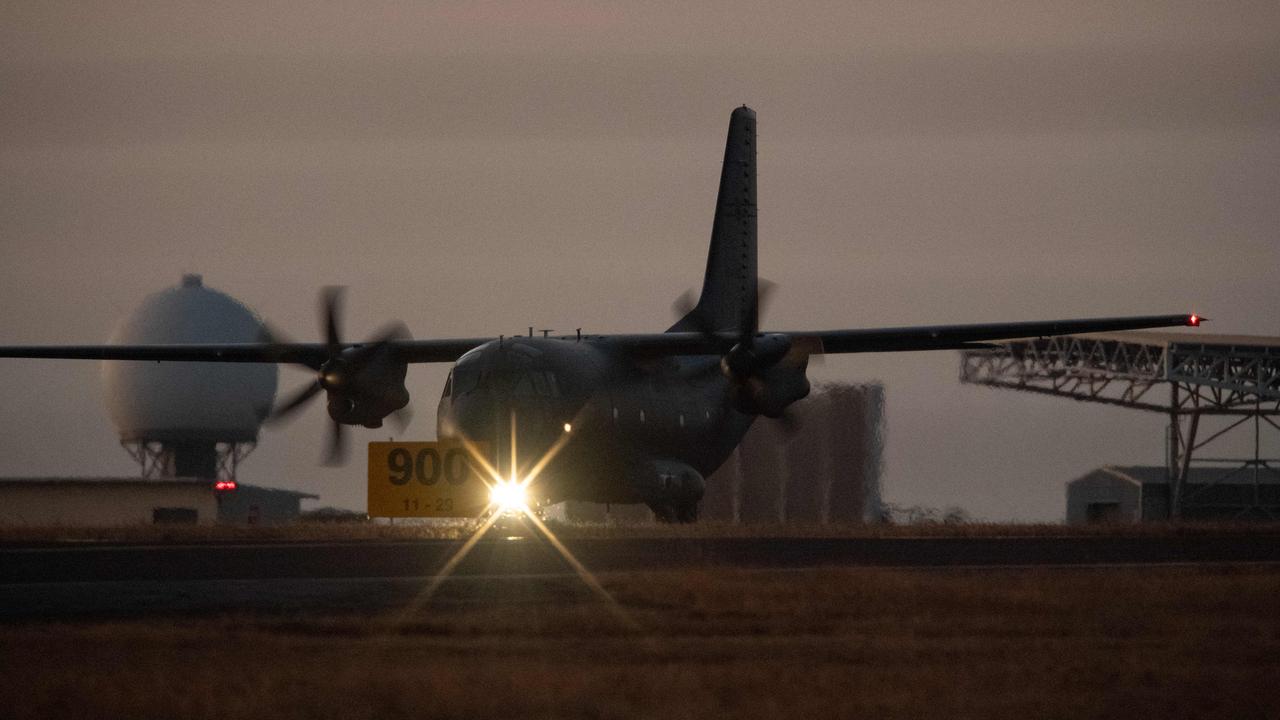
(2, 2, 1277, 519)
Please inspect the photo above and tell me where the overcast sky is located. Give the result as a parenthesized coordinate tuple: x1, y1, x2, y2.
(2, 1, 1277, 519)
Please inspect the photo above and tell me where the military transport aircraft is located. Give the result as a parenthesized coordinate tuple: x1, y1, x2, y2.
(0, 107, 1199, 521)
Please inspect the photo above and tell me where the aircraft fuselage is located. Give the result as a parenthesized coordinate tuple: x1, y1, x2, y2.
(437, 336, 753, 519)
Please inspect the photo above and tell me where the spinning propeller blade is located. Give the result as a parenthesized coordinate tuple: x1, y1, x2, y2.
(266, 287, 413, 464)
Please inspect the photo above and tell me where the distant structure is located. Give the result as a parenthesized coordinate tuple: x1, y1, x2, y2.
(561, 383, 885, 524)
(0, 276, 319, 528)
(101, 274, 278, 482)
(0, 477, 218, 526)
(1068, 466, 1280, 523)
(962, 331, 1280, 520)
(217, 484, 320, 525)
(702, 382, 885, 524)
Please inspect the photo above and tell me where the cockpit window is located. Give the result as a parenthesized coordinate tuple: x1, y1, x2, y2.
(442, 370, 453, 397)
(485, 369, 561, 397)
(453, 360, 481, 395)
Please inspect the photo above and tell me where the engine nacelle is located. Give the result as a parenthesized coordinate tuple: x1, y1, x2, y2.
(323, 349, 409, 428)
(721, 333, 792, 381)
(732, 362, 811, 418)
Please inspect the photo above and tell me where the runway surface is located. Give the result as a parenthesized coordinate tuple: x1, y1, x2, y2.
(3, 532, 1278, 619)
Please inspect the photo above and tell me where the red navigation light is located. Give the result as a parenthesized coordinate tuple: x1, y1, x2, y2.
(214, 480, 238, 492)
(1188, 314, 1201, 327)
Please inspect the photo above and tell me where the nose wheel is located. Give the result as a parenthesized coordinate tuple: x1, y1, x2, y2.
(649, 501, 699, 524)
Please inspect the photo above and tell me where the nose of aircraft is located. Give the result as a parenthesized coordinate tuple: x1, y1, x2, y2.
(444, 393, 496, 443)
(445, 393, 566, 476)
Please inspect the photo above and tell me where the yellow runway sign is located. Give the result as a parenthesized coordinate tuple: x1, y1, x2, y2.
(367, 441, 490, 518)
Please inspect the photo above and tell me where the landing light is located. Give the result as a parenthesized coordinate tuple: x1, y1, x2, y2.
(563, 422, 572, 433)
(490, 480, 527, 513)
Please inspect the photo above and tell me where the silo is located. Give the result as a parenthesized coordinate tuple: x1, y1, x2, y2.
(728, 382, 885, 525)
(823, 383, 884, 523)
(782, 391, 831, 523)
(737, 419, 787, 523)
(101, 274, 277, 481)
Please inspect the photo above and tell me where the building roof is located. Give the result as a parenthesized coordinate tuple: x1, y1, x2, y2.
(1089, 465, 1280, 486)
(0, 476, 214, 486)
(0, 478, 319, 498)
(235, 484, 320, 500)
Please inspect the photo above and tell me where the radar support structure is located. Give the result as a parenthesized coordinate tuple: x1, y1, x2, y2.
(122, 439, 256, 482)
(960, 332, 1280, 519)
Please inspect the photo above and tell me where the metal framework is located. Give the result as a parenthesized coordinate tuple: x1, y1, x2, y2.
(960, 332, 1280, 518)
(122, 440, 256, 482)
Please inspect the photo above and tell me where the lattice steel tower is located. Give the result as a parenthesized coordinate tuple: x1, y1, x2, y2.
(961, 331, 1280, 519)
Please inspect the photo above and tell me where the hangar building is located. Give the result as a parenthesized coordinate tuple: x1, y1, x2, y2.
(1068, 466, 1280, 524)
(218, 484, 319, 525)
(0, 477, 218, 526)
(0, 478, 318, 527)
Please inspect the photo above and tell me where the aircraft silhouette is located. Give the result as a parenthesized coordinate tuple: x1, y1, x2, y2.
(0, 107, 1199, 521)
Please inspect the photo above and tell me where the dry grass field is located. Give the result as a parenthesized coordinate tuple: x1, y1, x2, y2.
(4, 519, 1279, 544)
(2, 564, 1278, 719)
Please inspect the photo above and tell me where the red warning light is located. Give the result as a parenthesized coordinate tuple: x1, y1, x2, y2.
(1188, 314, 1201, 327)
(214, 480, 238, 492)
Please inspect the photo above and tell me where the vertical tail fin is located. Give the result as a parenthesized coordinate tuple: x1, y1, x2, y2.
(670, 106, 757, 334)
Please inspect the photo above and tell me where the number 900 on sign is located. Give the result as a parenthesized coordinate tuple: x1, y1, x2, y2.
(367, 441, 489, 518)
(386, 446, 473, 486)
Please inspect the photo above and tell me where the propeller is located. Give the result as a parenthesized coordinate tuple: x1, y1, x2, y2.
(324, 414, 347, 466)
(265, 287, 413, 465)
(671, 279, 814, 430)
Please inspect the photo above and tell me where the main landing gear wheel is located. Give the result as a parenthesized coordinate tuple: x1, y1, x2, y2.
(674, 501, 699, 523)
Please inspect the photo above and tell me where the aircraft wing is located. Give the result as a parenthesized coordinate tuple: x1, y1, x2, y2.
(786, 313, 1201, 354)
(0, 315, 1197, 365)
(602, 313, 1200, 357)
(0, 338, 497, 367)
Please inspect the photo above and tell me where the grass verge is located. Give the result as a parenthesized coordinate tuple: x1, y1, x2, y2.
(4, 519, 1280, 544)
(2, 565, 1277, 719)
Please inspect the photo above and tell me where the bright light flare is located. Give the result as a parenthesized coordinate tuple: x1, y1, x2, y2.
(377, 410, 643, 643)
(489, 479, 528, 513)
(1188, 314, 1201, 327)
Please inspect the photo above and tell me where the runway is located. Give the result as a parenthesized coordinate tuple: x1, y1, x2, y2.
(3, 533, 1278, 619)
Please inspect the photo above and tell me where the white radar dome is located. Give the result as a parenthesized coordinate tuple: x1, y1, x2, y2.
(101, 274, 279, 442)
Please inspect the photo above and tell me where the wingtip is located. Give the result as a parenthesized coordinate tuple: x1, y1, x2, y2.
(1187, 313, 1205, 327)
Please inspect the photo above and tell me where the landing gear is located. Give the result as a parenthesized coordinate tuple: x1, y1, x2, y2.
(647, 502, 675, 523)
(648, 501, 699, 524)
